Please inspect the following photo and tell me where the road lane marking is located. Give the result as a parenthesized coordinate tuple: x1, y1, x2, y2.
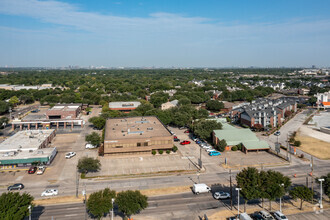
(65, 214, 78, 216)
(66, 207, 79, 210)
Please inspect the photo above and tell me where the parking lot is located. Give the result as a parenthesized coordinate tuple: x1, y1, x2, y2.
(92, 154, 196, 177)
(170, 127, 288, 172)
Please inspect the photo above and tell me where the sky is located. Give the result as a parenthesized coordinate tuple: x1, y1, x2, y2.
(0, 0, 330, 68)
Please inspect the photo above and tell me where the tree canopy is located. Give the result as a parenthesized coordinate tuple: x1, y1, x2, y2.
(115, 190, 148, 218)
(206, 100, 224, 111)
(85, 132, 101, 146)
(289, 186, 313, 210)
(192, 119, 222, 141)
(77, 157, 101, 173)
(0, 192, 34, 220)
(87, 188, 116, 220)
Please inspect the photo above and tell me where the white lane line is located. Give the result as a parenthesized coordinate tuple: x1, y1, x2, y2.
(65, 214, 78, 216)
(66, 207, 79, 210)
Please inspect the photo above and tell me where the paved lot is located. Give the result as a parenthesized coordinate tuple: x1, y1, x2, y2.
(288, 209, 330, 220)
(312, 111, 330, 129)
(93, 154, 196, 177)
(170, 127, 287, 172)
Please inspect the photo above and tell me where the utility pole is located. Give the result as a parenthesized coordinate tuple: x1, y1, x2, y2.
(28, 205, 31, 220)
(230, 169, 233, 210)
(76, 167, 79, 198)
(111, 198, 115, 220)
(236, 188, 241, 220)
(83, 184, 87, 220)
(311, 156, 314, 204)
(279, 183, 284, 213)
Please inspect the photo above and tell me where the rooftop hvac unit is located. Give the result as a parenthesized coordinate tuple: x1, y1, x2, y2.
(147, 127, 153, 130)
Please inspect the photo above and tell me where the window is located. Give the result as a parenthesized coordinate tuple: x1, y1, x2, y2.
(143, 142, 148, 146)
(115, 146, 123, 148)
(137, 143, 141, 147)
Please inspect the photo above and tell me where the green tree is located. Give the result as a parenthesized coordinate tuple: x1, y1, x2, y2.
(85, 132, 101, 146)
(206, 100, 224, 111)
(87, 188, 116, 220)
(0, 192, 34, 220)
(289, 186, 313, 210)
(89, 117, 106, 129)
(150, 92, 169, 108)
(77, 157, 101, 173)
(236, 167, 261, 212)
(259, 170, 291, 210)
(9, 96, 20, 106)
(192, 119, 222, 141)
(178, 98, 191, 106)
(115, 190, 148, 218)
(0, 101, 10, 114)
(215, 139, 227, 152)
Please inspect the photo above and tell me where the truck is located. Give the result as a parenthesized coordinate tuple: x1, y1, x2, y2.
(239, 213, 253, 220)
(192, 183, 211, 194)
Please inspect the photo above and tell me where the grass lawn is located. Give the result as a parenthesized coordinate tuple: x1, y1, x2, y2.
(295, 132, 330, 160)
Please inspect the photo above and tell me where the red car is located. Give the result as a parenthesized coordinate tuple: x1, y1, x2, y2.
(173, 136, 178, 139)
(184, 130, 190, 133)
(28, 166, 37, 174)
(180, 140, 191, 145)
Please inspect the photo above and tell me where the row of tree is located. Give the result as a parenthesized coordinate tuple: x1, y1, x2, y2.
(87, 188, 148, 220)
(236, 167, 313, 211)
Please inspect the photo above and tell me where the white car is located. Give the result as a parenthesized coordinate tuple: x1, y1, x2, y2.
(85, 143, 97, 149)
(274, 131, 281, 136)
(65, 152, 76, 159)
(36, 166, 46, 175)
(273, 211, 288, 220)
(206, 149, 216, 153)
(41, 189, 58, 197)
(213, 191, 230, 200)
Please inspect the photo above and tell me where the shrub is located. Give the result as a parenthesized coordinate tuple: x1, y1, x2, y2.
(219, 145, 225, 152)
(172, 146, 178, 152)
(81, 173, 86, 178)
(294, 140, 301, 147)
(236, 143, 242, 151)
(158, 150, 163, 154)
(152, 150, 156, 155)
(166, 150, 171, 154)
(231, 146, 238, 151)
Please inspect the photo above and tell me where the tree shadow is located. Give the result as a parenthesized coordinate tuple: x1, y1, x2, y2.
(23, 205, 45, 220)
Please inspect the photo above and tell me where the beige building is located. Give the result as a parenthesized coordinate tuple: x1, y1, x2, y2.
(104, 116, 173, 155)
(161, 100, 178, 110)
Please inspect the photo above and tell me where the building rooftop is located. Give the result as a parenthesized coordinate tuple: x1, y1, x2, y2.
(0, 130, 55, 153)
(104, 116, 171, 140)
(109, 101, 141, 109)
(0, 147, 56, 165)
(48, 104, 81, 112)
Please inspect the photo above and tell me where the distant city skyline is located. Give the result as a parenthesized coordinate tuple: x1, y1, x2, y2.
(0, 0, 330, 67)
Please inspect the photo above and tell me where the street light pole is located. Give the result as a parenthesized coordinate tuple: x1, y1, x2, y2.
(111, 198, 115, 220)
(318, 178, 324, 209)
(28, 205, 31, 220)
(236, 188, 241, 220)
(279, 183, 284, 213)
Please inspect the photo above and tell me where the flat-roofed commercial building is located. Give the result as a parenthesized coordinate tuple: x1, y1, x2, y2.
(0, 129, 57, 168)
(109, 101, 141, 112)
(46, 103, 82, 119)
(104, 116, 173, 155)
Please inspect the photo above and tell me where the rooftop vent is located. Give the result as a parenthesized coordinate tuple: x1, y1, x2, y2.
(147, 127, 153, 130)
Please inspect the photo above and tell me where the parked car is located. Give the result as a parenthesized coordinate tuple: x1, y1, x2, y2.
(209, 151, 221, 156)
(41, 189, 58, 197)
(28, 166, 37, 174)
(85, 143, 97, 149)
(192, 183, 211, 194)
(65, 152, 76, 159)
(196, 140, 201, 144)
(7, 183, 24, 191)
(251, 212, 265, 220)
(180, 140, 191, 145)
(206, 148, 216, 153)
(273, 211, 288, 220)
(184, 130, 190, 133)
(173, 136, 178, 139)
(213, 191, 230, 200)
(36, 166, 46, 175)
(240, 212, 253, 220)
(174, 138, 180, 142)
(274, 131, 281, 136)
(258, 211, 274, 220)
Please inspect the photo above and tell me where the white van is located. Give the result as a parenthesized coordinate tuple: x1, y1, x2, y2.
(192, 183, 211, 194)
(239, 213, 253, 220)
(85, 143, 97, 149)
